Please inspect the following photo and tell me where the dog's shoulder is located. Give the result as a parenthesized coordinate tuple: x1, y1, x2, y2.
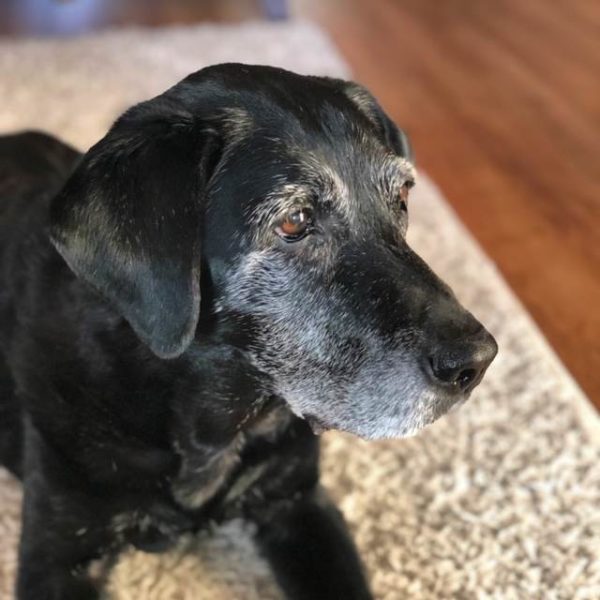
(0, 131, 80, 232)
(0, 131, 79, 209)
(0, 131, 80, 298)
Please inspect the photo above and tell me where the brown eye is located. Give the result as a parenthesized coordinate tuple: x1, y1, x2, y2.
(398, 180, 414, 211)
(275, 207, 313, 241)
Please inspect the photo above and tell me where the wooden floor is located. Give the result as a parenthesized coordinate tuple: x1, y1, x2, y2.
(2, 0, 599, 406)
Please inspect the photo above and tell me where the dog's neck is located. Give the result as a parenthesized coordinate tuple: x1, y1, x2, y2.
(171, 394, 293, 511)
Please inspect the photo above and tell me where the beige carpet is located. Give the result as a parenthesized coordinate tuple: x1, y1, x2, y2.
(1, 22, 599, 600)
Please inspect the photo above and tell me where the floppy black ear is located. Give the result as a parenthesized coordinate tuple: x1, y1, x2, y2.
(50, 94, 222, 359)
(341, 82, 414, 163)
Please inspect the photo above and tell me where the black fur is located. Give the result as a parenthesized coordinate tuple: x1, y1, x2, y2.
(0, 64, 496, 599)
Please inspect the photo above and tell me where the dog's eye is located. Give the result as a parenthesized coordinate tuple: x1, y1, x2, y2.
(398, 180, 414, 212)
(275, 207, 313, 241)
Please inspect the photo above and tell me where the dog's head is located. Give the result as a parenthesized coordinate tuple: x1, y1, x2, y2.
(50, 64, 497, 440)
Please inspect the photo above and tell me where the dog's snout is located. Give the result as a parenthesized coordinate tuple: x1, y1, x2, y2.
(427, 330, 497, 393)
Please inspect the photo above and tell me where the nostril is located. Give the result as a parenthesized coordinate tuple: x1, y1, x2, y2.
(427, 344, 494, 392)
(428, 355, 469, 387)
(426, 329, 497, 393)
(456, 368, 477, 391)
(428, 356, 480, 390)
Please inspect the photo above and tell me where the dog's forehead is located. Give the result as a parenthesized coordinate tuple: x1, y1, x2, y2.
(207, 70, 366, 141)
(212, 127, 414, 243)
(202, 66, 415, 234)
(242, 134, 415, 217)
(222, 101, 412, 191)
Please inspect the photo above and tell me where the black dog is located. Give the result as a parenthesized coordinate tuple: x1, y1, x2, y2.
(0, 64, 497, 599)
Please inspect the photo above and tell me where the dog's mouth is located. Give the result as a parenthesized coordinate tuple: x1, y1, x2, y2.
(303, 414, 332, 435)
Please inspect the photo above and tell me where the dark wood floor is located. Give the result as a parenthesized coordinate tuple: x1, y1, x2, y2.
(2, 0, 599, 406)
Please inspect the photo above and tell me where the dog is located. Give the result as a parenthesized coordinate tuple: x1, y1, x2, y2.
(0, 64, 497, 599)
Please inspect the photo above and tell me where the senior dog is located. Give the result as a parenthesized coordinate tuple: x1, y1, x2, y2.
(0, 64, 497, 599)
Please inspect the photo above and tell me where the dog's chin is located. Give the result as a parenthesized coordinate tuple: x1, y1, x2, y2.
(301, 389, 468, 440)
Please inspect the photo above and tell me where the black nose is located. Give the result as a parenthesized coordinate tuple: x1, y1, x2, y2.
(428, 330, 498, 393)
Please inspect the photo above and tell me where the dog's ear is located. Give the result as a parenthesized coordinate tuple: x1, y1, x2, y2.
(50, 94, 223, 359)
(340, 82, 414, 163)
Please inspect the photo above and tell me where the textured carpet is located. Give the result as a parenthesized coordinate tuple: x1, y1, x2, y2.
(1, 22, 599, 600)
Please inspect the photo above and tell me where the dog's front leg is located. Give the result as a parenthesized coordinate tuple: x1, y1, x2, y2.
(16, 422, 113, 600)
(17, 482, 109, 600)
(251, 487, 373, 600)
